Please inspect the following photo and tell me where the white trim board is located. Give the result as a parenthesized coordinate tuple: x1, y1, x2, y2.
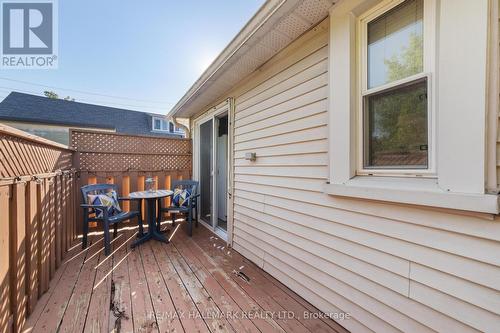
(192, 99, 234, 244)
(324, 177, 499, 214)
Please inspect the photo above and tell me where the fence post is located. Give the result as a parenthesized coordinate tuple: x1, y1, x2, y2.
(48, 178, 56, 278)
(10, 182, 27, 333)
(0, 185, 12, 333)
(25, 181, 39, 315)
(39, 179, 49, 293)
(55, 175, 62, 268)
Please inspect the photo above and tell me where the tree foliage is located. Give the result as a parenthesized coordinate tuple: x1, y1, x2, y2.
(368, 33, 427, 167)
(385, 34, 423, 82)
(44, 90, 59, 99)
(43, 90, 75, 101)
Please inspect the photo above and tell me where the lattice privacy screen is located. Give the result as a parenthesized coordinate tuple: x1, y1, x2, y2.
(71, 130, 192, 172)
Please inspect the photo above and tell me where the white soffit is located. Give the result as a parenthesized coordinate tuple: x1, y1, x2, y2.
(168, 0, 335, 119)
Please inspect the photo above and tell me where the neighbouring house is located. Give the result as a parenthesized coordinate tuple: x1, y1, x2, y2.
(167, 0, 500, 332)
(0, 92, 184, 145)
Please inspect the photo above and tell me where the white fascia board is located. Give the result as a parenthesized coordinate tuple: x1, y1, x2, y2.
(167, 0, 290, 119)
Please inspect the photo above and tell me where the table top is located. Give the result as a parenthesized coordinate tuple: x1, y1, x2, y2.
(128, 189, 173, 199)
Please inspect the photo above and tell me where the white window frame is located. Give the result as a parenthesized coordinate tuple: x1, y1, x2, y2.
(325, 0, 498, 214)
(192, 98, 234, 244)
(357, 0, 436, 177)
(152, 116, 168, 132)
(152, 116, 184, 134)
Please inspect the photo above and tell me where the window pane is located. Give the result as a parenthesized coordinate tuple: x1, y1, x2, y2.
(169, 122, 174, 132)
(367, 0, 423, 89)
(161, 120, 168, 130)
(153, 118, 161, 130)
(364, 79, 428, 168)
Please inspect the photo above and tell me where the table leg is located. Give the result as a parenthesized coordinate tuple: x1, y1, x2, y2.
(148, 198, 168, 243)
(131, 198, 168, 248)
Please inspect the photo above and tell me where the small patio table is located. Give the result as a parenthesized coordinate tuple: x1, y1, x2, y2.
(129, 189, 173, 247)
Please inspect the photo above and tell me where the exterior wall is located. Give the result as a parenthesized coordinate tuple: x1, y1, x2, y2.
(1, 120, 184, 146)
(1, 121, 114, 145)
(206, 18, 500, 333)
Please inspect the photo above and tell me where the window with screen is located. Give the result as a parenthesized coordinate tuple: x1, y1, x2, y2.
(361, 0, 429, 171)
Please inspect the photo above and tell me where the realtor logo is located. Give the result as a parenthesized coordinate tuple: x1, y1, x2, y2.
(1, 0, 58, 68)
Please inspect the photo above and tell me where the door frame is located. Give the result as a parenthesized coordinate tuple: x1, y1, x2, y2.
(192, 98, 234, 244)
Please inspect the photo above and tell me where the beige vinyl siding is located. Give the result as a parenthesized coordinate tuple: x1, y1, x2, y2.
(232, 19, 500, 332)
(192, 18, 500, 333)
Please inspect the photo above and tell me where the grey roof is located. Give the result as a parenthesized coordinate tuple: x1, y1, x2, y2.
(0, 92, 181, 137)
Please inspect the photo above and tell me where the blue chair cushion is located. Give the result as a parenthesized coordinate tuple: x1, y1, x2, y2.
(87, 190, 122, 218)
(172, 188, 191, 207)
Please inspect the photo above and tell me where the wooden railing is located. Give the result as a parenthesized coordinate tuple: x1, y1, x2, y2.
(0, 126, 192, 333)
(70, 129, 192, 233)
(0, 124, 77, 333)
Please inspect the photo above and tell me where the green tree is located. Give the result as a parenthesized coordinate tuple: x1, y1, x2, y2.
(43, 91, 75, 101)
(44, 90, 59, 99)
(385, 34, 423, 82)
(368, 33, 427, 167)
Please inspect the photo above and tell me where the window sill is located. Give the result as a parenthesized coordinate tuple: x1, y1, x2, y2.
(324, 176, 499, 214)
(151, 130, 183, 134)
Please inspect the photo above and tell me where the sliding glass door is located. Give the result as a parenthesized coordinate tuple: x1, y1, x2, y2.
(199, 119, 213, 226)
(196, 108, 230, 240)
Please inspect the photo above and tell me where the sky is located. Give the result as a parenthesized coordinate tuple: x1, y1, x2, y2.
(0, 0, 265, 114)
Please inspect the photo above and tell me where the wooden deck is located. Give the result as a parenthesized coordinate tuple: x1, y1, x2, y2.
(22, 222, 348, 333)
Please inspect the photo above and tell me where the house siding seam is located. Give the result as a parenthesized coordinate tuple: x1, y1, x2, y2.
(221, 19, 500, 333)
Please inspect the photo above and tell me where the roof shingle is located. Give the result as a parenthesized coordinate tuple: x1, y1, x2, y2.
(0, 92, 181, 138)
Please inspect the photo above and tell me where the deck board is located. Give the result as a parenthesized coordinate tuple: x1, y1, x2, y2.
(151, 240, 209, 333)
(171, 238, 261, 333)
(188, 231, 310, 333)
(85, 232, 128, 332)
(140, 242, 184, 332)
(24, 239, 88, 332)
(110, 230, 136, 332)
(128, 240, 158, 332)
(163, 240, 233, 333)
(58, 235, 104, 333)
(23, 224, 349, 333)
(190, 233, 341, 333)
(173, 232, 284, 333)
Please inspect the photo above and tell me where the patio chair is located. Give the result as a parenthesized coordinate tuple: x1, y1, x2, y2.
(157, 180, 199, 236)
(81, 184, 143, 255)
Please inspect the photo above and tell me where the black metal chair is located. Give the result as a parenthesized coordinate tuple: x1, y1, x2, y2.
(157, 180, 199, 236)
(81, 184, 143, 255)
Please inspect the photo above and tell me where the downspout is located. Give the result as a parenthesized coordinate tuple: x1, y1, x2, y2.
(171, 117, 190, 138)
